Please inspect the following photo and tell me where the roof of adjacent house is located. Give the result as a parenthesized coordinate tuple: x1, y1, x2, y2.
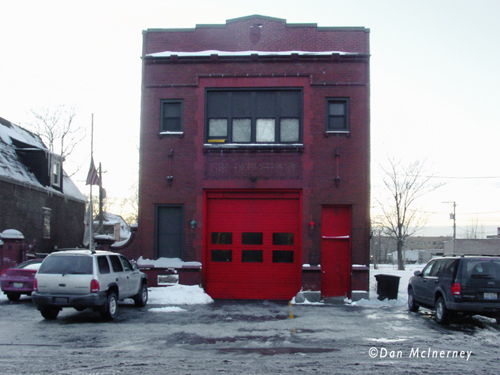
(0, 116, 86, 203)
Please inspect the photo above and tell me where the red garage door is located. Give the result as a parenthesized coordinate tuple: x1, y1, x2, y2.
(204, 190, 301, 300)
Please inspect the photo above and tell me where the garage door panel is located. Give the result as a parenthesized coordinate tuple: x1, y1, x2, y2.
(205, 191, 301, 300)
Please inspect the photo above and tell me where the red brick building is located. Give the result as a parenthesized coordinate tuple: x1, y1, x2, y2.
(135, 15, 370, 300)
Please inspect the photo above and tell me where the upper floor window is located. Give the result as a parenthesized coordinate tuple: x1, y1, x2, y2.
(51, 159, 61, 187)
(206, 89, 303, 144)
(326, 98, 349, 132)
(161, 100, 183, 133)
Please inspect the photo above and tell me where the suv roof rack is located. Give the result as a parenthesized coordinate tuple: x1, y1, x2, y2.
(443, 254, 500, 258)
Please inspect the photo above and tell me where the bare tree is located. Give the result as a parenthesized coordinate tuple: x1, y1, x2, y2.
(119, 181, 139, 226)
(377, 158, 444, 270)
(462, 218, 485, 239)
(26, 105, 86, 176)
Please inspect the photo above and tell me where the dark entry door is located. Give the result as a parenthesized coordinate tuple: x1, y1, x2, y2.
(156, 205, 184, 259)
(321, 206, 351, 298)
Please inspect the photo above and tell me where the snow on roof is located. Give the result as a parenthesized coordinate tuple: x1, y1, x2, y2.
(147, 50, 360, 58)
(0, 116, 85, 202)
(0, 116, 45, 148)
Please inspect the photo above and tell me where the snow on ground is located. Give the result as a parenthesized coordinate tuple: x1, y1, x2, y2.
(0, 264, 423, 311)
(352, 264, 420, 307)
(148, 284, 214, 305)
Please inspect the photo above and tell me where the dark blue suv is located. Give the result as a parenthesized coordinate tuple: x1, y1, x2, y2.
(408, 255, 500, 324)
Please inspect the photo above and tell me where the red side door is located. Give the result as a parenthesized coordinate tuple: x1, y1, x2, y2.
(321, 206, 351, 298)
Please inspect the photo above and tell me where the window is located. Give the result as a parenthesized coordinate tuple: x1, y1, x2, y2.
(51, 159, 61, 187)
(211, 250, 232, 262)
(109, 255, 124, 272)
(211, 232, 232, 244)
(273, 251, 294, 263)
(98, 256, 111, 274)
(161, 100, 183, 132)
(326, 98, 349, 132)
(273, 233, 294, 246)
(206, 89, 302, 144)
(242, 233, 263, 245)
(119, 256, 133, 271)
(422, 260, 437, 277)
(42, 208, 51, 239)
(242, 250, 263, 263)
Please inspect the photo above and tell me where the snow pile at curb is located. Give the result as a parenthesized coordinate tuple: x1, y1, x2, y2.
(148, 284, 214, 305)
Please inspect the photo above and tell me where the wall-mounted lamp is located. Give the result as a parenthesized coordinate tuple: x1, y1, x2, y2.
(334, 176, 341, 188)
(190, 220, 197, 229)
(167, 175, 173, 187)
(309, 220, 315, 230)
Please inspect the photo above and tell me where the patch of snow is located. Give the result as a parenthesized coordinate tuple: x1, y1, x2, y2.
(137, 256, 202, 268)
(148, 285, 214, 305)
(149, 306, 188, 313)
(1, 229, 25, 239)
(290, 297, 324, 305)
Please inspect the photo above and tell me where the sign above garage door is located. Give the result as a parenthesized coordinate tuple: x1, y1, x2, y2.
(204, 190, 302, 300)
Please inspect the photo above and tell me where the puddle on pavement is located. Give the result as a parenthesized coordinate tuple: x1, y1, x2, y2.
(217, 347, 338, 355)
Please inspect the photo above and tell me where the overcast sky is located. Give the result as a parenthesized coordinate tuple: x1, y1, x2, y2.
(1, 0, 499, 237)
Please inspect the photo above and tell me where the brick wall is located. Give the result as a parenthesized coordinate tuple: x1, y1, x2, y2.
(136, 15, 370, 293)
(0, 180, 85, 253)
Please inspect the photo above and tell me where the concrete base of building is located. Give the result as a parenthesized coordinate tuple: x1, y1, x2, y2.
(294, 290, 369, 304)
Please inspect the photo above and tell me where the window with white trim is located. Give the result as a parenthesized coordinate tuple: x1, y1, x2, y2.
(206, 89, 302, 144)
(51, 159, 61, 187)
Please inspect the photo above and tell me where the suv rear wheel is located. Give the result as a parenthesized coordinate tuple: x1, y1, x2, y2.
(435, 296, 451, 325)
(40, 307, 60, 320)
(100, 291, 118, 321)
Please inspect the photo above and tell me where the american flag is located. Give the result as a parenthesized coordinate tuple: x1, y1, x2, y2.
(86, 158, 100, 186)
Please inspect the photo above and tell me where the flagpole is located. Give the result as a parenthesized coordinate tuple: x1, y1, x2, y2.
(89, 114, 94, 250)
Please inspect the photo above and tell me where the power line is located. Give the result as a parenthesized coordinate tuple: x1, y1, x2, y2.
(423, 176, 500, 179)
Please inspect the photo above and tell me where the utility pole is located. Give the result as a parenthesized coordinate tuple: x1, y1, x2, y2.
(444, 201, 456, 254)
(99, 162, 103, 229)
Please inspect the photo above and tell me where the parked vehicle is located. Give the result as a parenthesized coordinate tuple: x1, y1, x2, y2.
(408, 255, 500, 324)
(32, 250, 148, 320)
(0, 259, 43, 301)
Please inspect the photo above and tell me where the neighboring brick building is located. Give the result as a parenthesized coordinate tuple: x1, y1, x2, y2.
(0, 116, 86, 262)
(135, 15, 371, 300)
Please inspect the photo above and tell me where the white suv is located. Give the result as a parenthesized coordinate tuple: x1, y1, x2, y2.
(32, 250, 148, 320)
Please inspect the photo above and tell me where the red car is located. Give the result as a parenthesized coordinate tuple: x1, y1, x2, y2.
(1, 259, 43, 301)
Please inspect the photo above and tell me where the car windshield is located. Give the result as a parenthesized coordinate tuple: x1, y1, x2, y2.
(462, 258, 500, 280)
(38, 256, 93, 275)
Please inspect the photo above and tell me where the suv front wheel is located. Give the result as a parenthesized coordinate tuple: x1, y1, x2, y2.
(435, 296, 451, 325)
(408, 288, 419, 312)
(133, 283, 148, 307)
(100, 291, 118, 321)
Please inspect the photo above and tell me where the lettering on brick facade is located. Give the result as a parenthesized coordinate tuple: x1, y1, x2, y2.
(205, 161, 301, 180)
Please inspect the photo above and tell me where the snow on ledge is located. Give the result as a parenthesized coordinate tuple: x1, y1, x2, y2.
(137, 256, 202, 268)
(147, 50, 360, 58)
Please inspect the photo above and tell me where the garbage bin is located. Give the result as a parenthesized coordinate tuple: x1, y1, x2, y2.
(374, 274, 401, 300)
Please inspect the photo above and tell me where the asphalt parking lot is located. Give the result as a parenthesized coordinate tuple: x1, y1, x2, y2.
(1, 294, 500, 374)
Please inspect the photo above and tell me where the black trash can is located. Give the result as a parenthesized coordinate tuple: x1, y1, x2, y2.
(374, 274, 401, 300)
